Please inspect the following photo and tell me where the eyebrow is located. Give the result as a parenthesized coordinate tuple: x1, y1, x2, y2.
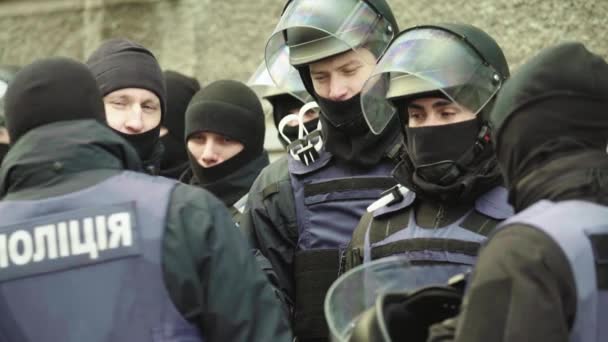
(142, 98, 160, 105)
(107, 95, 129, 101)
(310, 60, 361, 75)
(337, 60, 361, 71)
(407, 99, 454, 110)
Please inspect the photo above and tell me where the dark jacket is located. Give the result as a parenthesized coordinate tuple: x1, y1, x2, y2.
(240, 155, 298, 308)
(0, 120, 292, 342)
(182, 151, 270, 223)
(428, 155, 608, 342)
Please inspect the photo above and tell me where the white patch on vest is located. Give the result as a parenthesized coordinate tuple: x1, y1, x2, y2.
(0, 210, 134, 270)
(367, 185, 410, 213)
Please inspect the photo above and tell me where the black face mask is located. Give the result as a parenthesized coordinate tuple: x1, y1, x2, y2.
(160, 133, 188, 169)
(405, 119, 480, 185)
(114, 124, 161, 162)
(279, 118, 320, 147)
(316, 94, 369, 135)
(0, 143, 8, 165)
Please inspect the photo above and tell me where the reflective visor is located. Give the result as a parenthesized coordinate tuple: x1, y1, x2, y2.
(0, 80, 7, 99)
(248, 57, 311, 103)
(361, 28, 503, 134)
(265, 0, 394, 91)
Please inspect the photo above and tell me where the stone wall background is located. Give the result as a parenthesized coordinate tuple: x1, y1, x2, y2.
(1, 0, 606, 158)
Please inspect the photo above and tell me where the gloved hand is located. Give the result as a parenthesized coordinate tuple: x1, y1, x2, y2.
(348, 285, 463, 342)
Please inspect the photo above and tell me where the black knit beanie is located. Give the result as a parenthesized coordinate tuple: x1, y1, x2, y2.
(185, 80, 265, 183)
(160, 70, 200, 171)
(86, 38, 166, 160)
(4, 57, 105, 143)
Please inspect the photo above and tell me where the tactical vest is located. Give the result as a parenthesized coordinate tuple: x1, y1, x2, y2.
(0, 171, 203, 342)
(356, 186, 513, 284)
(499, 200, 608, 342)
(289, 149, 396, 341)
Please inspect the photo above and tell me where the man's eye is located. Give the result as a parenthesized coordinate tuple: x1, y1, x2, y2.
(343, 68, 358, 75)
(441, 111, 457, 117)
(111, 101, 126, 107)
(313, 75, 327, 82)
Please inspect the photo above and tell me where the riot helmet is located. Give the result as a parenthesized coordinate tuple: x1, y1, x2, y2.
(248, 58, 318, 147)
(361, 24, 507, 134)
(0, 65, 20, 128)
(0, 65, 20, 164)
(264, 0, 401, 166)
(265, 0, 397, 82)
(360, 24, 510, 203)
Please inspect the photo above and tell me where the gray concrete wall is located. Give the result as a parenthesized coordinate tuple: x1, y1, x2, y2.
(2, 0, 606, 81)
(1, 0, 607, 160)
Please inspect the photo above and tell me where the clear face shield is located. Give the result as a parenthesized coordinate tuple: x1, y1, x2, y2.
(325, 256, 470, 341)
(361, 28, 504, 135)
(0, 79, 7, 100)
(0, 79, 8, 126)
(248, 57, 312, 103)
(265, 0, 395, 91)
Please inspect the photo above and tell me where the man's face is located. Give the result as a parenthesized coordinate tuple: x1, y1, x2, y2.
(405, 97, 476, 128)
(309, 48, 376, 101)
(0, 127, 9, 144)
(187, 131, 244, 168)
(104, 88, 162, 134)
(284, 107, 319, 127)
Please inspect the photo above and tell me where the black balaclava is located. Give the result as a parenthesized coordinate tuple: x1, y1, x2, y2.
(4, 57, 106, 144)
(490, 42, 608, 212)
(267, 93, 319, 147)
(390, 24, 510, 204)
(184, 80, 267, 203)
(160, 70, 201, 177)
(86, 38, 166, 164)
(297, 65, 401, 167)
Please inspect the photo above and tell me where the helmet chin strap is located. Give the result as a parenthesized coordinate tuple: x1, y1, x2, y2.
(278, 101, 324, 166)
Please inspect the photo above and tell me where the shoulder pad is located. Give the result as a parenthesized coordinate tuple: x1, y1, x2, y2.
(475, 186, 514, 220)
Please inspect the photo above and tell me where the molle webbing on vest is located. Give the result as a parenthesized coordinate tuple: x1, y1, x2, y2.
(303, 177, 396, 197)
(294, 248, 340, 341)
(368, 210, 411, 245)
(459, 210, 502, 236)
(370, 238, 482, 261)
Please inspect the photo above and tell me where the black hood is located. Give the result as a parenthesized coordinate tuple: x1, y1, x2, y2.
(0, 120, 141, 198)
(490, 42, 608, 210)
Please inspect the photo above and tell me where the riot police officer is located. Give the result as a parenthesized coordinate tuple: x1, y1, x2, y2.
(443, 42, 608, 342)
(240, 1, 400, 340)
(0, 57, 291, 342)
(248, 56, 318, 148)
(344, 24, 514, 283)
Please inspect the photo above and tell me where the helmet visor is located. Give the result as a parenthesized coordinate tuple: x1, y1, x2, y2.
(0, 80, 7, 100)
(248, 59, 311, 103)
(265, 0, 395, 90)
(361, 28, 503, 134)
(325, 256, 469, 341)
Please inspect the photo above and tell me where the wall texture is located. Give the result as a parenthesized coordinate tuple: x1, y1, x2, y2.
(2, 0, 606, 83)
(1, 0, 606, 158)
